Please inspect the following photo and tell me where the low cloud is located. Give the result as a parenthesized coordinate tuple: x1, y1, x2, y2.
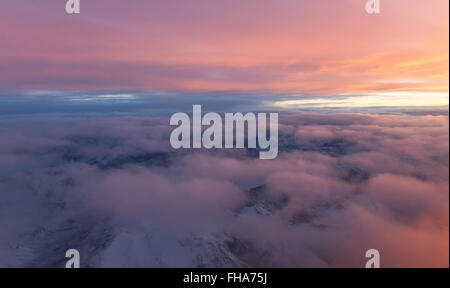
(0, 112, 448, 267)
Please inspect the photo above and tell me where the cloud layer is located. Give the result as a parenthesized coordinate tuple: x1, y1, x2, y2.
(0, 112, 447, 267)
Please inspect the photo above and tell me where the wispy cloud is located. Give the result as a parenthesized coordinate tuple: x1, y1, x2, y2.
(0, 0, 448, 95)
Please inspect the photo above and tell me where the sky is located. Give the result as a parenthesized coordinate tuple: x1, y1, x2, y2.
(0, 0, 448, 104)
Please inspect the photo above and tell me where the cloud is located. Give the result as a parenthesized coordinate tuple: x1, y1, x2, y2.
(0, 0, 448, 93)
(0, 112, 448, 267)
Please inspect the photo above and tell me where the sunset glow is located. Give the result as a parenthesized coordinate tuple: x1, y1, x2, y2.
(0, 0, 448, 96)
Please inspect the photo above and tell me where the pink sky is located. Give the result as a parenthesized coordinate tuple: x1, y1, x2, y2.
(0, 0, 448, 95)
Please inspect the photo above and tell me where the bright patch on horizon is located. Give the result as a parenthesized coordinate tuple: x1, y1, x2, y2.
(68, 94, 137, 101)
(270, 92, 449, 109)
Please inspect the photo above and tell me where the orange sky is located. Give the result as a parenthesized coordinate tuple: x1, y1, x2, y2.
(0, 0, 448, 96)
